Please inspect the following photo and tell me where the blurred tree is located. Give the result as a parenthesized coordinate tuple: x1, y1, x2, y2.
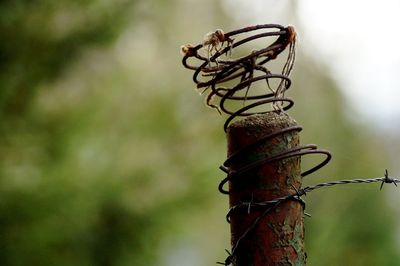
(0, 0, 134, 117)
(0, 0, 399, 266)
(0, 0, 228, 265)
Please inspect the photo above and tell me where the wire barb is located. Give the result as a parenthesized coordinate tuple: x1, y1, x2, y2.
(216, 249, 233, 266)
(223, 170, 399, 263)
(380, 169, 398, 190)
(181, 24, 397, 265)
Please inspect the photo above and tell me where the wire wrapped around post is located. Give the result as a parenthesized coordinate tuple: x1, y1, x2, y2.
(181, 24, 331, 265)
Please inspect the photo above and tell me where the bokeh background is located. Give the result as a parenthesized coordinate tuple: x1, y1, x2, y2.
(1, 1, 400, 265)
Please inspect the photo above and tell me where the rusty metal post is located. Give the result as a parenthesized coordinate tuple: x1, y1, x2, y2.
(227, 112, 306, 265)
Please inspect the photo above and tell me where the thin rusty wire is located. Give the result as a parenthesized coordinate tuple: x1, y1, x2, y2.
(220, 170, 399, 265)
(181, 24, 296, 131)
(181, 24, 397, 266)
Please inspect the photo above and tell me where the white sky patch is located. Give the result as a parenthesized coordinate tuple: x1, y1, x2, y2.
(298, 0, 400, 125)
(223, 0, 400, 128)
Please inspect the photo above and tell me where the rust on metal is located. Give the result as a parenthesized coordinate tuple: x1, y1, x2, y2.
(181, 23, 397, 266)
(181, 24, 331, 266)
(227, 112, 305, 265)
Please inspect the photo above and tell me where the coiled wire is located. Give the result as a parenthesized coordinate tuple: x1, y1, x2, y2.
(181, 24, 397, 265)
(181, 24, 331, 194)
(182, 24, 296, 131)
(182, 25, 332, 264)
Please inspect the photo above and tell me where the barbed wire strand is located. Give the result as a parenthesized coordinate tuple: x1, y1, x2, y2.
(218, 170, 399, 265)
(179, 24, 398, 266)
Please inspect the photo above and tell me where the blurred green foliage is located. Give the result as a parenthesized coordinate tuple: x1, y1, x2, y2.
(0, 1, 399, 266)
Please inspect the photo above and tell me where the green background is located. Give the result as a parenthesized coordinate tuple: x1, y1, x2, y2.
(0, 1, 399, 265)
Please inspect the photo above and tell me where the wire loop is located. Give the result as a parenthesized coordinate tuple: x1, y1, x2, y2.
(181, 24, 397, 266)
